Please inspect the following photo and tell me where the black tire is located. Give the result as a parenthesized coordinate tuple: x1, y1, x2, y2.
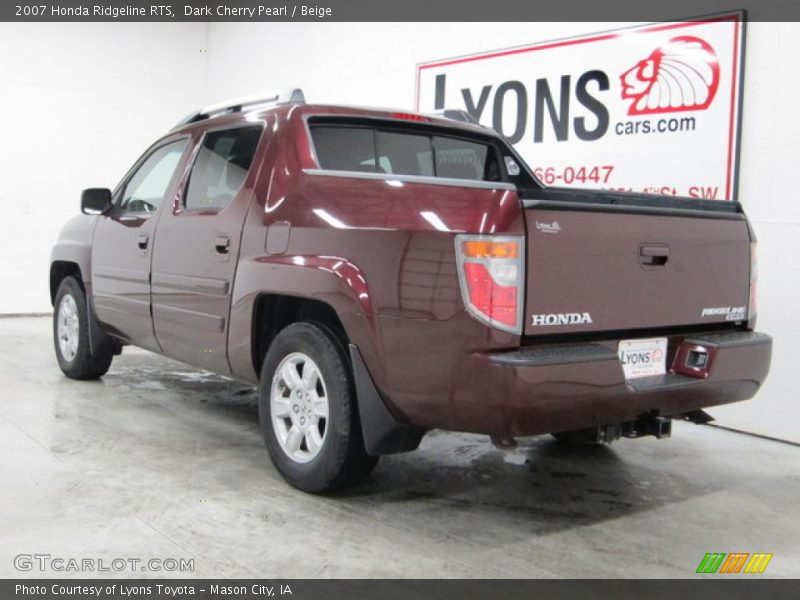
(53, 276, 113, 380)
(258, 322, 378, 493)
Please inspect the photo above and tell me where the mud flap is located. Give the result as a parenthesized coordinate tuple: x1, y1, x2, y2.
(348, 344, 424, 456)
(86, 296, 122, 358)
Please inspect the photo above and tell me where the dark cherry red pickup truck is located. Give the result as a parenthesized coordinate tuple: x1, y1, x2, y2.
(50, 90, 772, 492)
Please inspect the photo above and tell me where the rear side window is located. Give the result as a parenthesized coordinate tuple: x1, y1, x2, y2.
(310, 123, 500, 182)
(184, 126, 262, 210)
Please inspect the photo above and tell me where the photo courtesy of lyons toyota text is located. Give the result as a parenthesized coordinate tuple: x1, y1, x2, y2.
(1, 0, 799, 594)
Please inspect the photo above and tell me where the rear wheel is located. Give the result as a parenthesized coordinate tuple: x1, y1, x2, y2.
(259, 322, 378, 493)
(53, 276, 114, 380)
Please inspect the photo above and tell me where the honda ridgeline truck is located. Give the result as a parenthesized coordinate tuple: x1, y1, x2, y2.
(50, 90, 772, 492)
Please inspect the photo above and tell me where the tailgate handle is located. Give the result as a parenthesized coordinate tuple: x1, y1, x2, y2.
(640, 245, 669, 267)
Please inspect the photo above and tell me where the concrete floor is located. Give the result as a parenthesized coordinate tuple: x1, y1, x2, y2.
(1, 316, 798, 579)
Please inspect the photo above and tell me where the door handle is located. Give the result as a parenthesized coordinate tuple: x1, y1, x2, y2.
(137, 234, 149, 250)
(639, 244, 669, 267)
(214, 235, 231, 254)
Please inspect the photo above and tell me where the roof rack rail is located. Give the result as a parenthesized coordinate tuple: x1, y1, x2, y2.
(173, 88, 305, 130)
(430, 109, 481, 125)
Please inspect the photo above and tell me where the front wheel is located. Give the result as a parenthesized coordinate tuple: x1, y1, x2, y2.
(53, 276, 114, 380)
(259, 322, 378, 493)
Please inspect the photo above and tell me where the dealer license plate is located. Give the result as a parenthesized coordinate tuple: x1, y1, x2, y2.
(618, 337, 668, 380)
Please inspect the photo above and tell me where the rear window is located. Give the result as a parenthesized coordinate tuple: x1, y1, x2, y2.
(309, 123, 501, 182)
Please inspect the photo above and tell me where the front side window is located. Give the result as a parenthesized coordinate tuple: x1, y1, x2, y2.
(184, 126, 262, 210)
(119, 139, 188, 214)
(309, 122, 502, 182)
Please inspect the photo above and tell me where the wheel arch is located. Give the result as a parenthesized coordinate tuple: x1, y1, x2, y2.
(49, 214, 97, 304)
(50, 260, 84, 305)
(227, 255, 380, 384)
(251, 293, 350, 378)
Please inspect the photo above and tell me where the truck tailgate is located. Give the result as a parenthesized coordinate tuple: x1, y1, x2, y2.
(523, 191, 751, 336)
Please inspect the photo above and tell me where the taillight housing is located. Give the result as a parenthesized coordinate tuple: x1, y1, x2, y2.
(749, 241, 758, 321)
(455, 234, 524, 334)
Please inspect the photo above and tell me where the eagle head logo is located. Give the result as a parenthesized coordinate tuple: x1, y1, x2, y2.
(620, 36, 721, 116)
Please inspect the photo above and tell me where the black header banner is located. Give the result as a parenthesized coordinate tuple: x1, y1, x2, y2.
(3, 0, 800, 22)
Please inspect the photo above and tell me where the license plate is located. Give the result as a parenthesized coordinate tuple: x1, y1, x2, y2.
(618, 337, 668, 380)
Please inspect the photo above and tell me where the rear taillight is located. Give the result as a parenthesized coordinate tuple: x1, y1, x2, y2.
(455, 234, 524, 334)
(749, 241, 758, 320)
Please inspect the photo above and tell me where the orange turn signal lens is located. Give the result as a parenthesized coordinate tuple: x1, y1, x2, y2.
(462, 240, 519, 259)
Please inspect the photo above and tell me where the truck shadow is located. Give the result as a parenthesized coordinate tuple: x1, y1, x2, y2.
(98, 354, 726, 536)
(331, 431, 723, 536)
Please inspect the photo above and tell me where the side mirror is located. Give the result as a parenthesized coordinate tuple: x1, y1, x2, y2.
(81, 188, 113, 215)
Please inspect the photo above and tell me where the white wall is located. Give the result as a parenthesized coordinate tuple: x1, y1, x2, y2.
(0, 22, 207, 314)
(1, 21, 797, 442)
(205, 22, 635, 108)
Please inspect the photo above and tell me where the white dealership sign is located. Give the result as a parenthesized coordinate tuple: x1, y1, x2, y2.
(416, 15, 745, 200)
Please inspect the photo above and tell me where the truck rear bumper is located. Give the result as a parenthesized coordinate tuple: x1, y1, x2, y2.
(451, 330, 772, 438)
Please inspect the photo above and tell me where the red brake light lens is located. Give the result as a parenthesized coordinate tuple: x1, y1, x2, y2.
(462, 263, 519, 327)
(456, 235, 524, 334)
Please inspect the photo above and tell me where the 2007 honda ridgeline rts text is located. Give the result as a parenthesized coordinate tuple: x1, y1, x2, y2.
(49, 90, 772, 492)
